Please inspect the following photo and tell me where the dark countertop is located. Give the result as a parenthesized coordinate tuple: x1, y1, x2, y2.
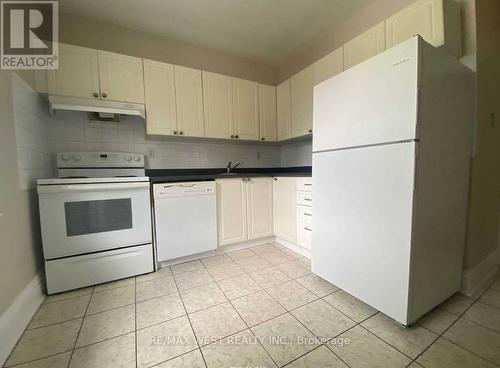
(147, 166, 312, 183)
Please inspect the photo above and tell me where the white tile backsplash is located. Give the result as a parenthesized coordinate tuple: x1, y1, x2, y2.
(280, 139, 312, 167)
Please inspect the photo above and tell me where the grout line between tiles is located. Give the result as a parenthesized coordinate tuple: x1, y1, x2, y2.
(67, 285, 94, 368)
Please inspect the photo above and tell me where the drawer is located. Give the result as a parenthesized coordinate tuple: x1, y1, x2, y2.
(297, 222, 312, 250)
(296, 178, 313, 192)
(297, 205, 312, 224)
(297, 192, 313, 207)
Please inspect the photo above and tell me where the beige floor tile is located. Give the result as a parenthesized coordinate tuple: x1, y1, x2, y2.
(6, 319, 81, 366)
(70, 332, 135, 368)
(266, 280, 317, 310)
(7, 352, 71, 368)
(171, 260, 204, 275)
(232, 291, 286, 326)
(328, 325, 411, 368)
(137, 293, 185, 329)
(439, 293, 474, 315)
(273, 260, 311, 279)
(323, 290, 377, 323)
(296, 256, 311, 266)
(76, 305, 135, 347)
(417, 307, 458, 335)
(407, 362, 424, 368)
(174, 268, 213, 291)
(136, 277, 177, 302)
(250, 243, 280, 255)
(281, 248, 303, 259)
(286, 345, 348, 368)
(479, 288, 500, 309)
(44, 287, 93, 304)
(201, 254, 232, 268)
(154, 349, 205, 368)
(206, 261, 245, 281)
(490, 276, 500, 292)
(94, 277, 135, 292)
(361, 313, 437, 359)
(136, 267, 172, 283)
(417, 338, 497, 368)
(28, 295, 90, 329)
(87, 285, 135, 315)
(216, 274, 262, 300)
(464, 302, 500, 333)
(251, 313, 319, 367)
(248, 267, 291, 289)
(227, 248, 256, 261)
(292, 299, 355, 340)
(202, 329, 276, 368)
(181, 283, 227, 313)
(443, 317, 500, 364)
(189, 303, 246, 346)
(259, 250, 295, 265)
(235, 255, 272, 272)
(137, 316, 197, 368)
(296, 274, 339, 297)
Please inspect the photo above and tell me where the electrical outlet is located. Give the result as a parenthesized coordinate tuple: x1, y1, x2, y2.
(149, 148, 155, 157)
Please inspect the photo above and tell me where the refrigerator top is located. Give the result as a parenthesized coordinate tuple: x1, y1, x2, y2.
(313, 37, 421, 153)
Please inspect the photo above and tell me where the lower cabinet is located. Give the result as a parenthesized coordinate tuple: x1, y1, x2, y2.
(217, 178, 273, 246)
(273, 177, 297, 243)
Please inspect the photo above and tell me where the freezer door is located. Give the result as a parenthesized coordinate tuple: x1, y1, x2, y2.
(312, 142, 416, 324)
(313, 37, 419, 152)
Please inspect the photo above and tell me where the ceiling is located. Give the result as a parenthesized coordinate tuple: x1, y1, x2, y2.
(59, 0, 374, 66)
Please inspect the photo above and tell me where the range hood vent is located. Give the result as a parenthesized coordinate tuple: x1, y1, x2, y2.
(49, 95, 145, 118)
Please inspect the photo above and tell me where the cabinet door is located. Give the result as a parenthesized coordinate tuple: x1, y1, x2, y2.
(232, 78, 259, 140)
(313, 47, 344, 85)
(273, 177, 297, 243)
(174, 65, 205, 137)
(217, 179, 248, 246)
(277, 79, 291, 141)
(203, 71, 233, 139)
(290, 65, 314, 138)
(247, 178, 274, 240)
(258, 84, 277, 142)
(344, 22, 385, 69)
(48, 44, 99, 99)
(98, 50, 145, 104)
(143, 59, 177, 135)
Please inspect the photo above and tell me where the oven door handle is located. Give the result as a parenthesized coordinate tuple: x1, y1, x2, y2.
(37, 182, 150, 194)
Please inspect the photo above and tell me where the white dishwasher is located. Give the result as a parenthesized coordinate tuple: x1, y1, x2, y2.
(153, 181, 217, 262)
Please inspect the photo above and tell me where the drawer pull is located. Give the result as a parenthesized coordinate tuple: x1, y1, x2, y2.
(303, 198, 312, 201)
(304, 183, 312, 186)
(303, 213, 312, 216)
(304, 227, 312, 231)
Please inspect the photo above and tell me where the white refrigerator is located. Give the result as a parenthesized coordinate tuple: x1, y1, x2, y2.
(312, 36, 474, 326)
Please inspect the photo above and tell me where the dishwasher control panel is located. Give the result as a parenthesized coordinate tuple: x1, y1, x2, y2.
(154, 181, 215, 198)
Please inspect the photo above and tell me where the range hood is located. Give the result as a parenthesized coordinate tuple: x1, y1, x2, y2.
(49, 95, 145, 118)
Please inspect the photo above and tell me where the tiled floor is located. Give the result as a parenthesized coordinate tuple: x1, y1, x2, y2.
(5, 242, 500, 368)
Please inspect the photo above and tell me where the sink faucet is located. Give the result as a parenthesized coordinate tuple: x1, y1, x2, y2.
(226, 161, 241, 173)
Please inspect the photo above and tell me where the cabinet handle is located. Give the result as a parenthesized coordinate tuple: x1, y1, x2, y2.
(304, 198, 312, 201)
(173, 131, 178, 135)
(304, 227, 312, 231)
(304, 183, 312, 186)
(101, 92, 108, 98)
(93, 92, 99, 98)
(308, 129, 312, 134)
(231, 135, 235, 138)
(304, 213, 312, 216)
(235, 135, 239, 139)
(273, 178, 277, 181)
(179, 131, 184, 135)
(261, 137, 265, 141)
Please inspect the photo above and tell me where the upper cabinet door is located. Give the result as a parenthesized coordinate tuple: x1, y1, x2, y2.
(203, 71, 233, 139)
(258, 84, 277, 142)
(313, 47, 344, 86)
(290, 65, 314, 138)
(98, 50, 145, 104)
(232, 78, 259, 141)
(174, 65, 205, 137)
(344, 21, 386, 70)
(277, 79, 291, 141)
(48, 44, 99, 99)
(385, 0, 461, 57)
(143, 59, 177, 136)
(247, 177, 274, 240)
(217, 179, 248, 246)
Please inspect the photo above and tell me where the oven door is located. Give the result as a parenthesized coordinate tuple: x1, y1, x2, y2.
(38, 182, 152, 259)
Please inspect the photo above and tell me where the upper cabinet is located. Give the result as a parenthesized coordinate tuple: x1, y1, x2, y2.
(344, 22, 386, 70)
(143, 59, 177, 136)
(48, 44, 145, 104)
(313, 47, 344, 85)
(290, 65, 314, 138)
(174, 65, 205, 138)
(48, 44, 100, 99)
(385, 0, 462, 57)
(277, 79, 292, 141)
(203, 71, 233, 139)
(232, 78, 260, 141)
(258, 84, 277, 142)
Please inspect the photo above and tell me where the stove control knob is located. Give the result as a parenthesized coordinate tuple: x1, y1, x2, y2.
(60, 154, 70, 161)
(133, 156, 141, 162)
(125, 156, 132, 162)
(72, 155, 81, 161)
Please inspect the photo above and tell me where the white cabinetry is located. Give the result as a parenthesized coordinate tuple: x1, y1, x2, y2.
(273, 177, 297, 243)
(203, 71, 233, 139)
(232, 78, 260, 141)
(344, 22, 386, 70)
(174, 65, 205, 137)
(277, 79, 291, 141)
(258, 84, 277, 142)
(290, 65, 314, 137)
(313, 47, 344, 85)
(296, 178, 313, 250)
(247, 178, 274, 239)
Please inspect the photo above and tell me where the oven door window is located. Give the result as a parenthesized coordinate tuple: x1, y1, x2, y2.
(64, 198, 133, 236)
